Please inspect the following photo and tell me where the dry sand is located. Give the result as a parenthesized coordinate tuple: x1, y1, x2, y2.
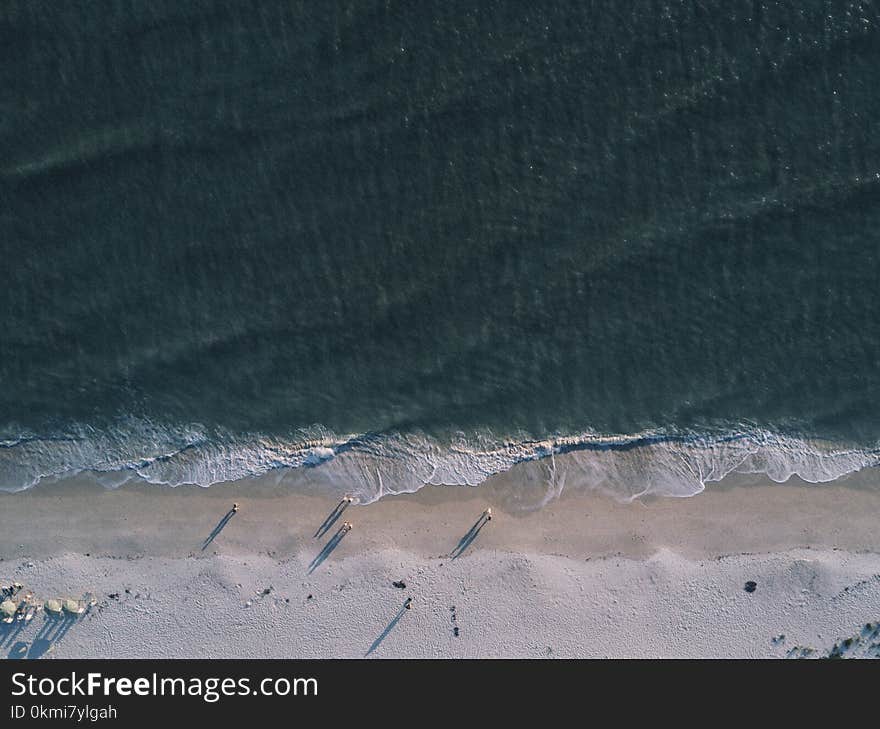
(2, 466, 880, 658)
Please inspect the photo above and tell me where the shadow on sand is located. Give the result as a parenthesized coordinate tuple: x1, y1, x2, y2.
(0, 619, 26, 652)
(28, 614, 79, 658)
(3, 613, 80, 659)
(451, 514, 490, 559)
(202, 507, 238, 551)
(314, 498, 351, 539)
(307, 525, 351, 574)
(366, 599, 412, 656)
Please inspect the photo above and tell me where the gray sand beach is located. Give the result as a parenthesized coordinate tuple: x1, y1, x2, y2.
(2, 465, 880, 658)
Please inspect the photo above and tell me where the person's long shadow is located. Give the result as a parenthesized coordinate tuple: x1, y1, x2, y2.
(202, 508, 237, 551)
(366, 600, 411, 656)
(451, 515, 489, 559)
(307, 525, 351, 574)
(314, 498, 351, 539)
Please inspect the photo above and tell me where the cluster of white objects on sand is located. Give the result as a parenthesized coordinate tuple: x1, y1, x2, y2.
(1, 582, 96, 624)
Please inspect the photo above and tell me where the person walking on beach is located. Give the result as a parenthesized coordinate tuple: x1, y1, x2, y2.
(314, 496, 354, 538)
(201, 503, 240, 550)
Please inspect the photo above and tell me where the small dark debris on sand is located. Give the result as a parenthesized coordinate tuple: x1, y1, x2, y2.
(261, 587, 272, 596)
(392, 580, 406, 589)
(453, 627, 460, 637)
(744, 581, 757, 593)
(108, 593, 120, 600)
(307, 594, 313, 600)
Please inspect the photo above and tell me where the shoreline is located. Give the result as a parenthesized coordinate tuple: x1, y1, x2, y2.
(3, 467, 880, 561)
(2, 470, 880, 658)
(2, 425, 876, 505)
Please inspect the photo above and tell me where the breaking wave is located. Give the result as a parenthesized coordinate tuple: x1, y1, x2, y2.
(1, 417, 877, 504)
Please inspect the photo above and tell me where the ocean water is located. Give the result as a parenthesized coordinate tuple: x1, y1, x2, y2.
(2, 1, 880, 501)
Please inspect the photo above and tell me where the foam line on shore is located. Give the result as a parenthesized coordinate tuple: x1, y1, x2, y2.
(2, 419, 877, 503)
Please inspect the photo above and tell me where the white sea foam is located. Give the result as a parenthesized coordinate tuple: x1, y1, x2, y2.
(1, 417, 877, 503)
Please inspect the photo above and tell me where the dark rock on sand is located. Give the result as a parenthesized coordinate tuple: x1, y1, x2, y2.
(744, 581, 757, 593)
(393, 580, 406, 589)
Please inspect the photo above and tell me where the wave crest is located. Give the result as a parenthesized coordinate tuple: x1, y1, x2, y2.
(1, 418, 877, 503)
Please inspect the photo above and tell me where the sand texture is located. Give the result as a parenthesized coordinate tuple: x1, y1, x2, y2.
(2, 470, 880, 658)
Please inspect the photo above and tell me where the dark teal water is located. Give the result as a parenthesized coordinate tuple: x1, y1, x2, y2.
(2, 1, 879, 494)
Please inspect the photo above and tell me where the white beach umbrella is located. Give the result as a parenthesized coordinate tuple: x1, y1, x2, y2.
(63, 598, 85, 615)
(45, 598, 63, 615)
(0, 599, 16, 622)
